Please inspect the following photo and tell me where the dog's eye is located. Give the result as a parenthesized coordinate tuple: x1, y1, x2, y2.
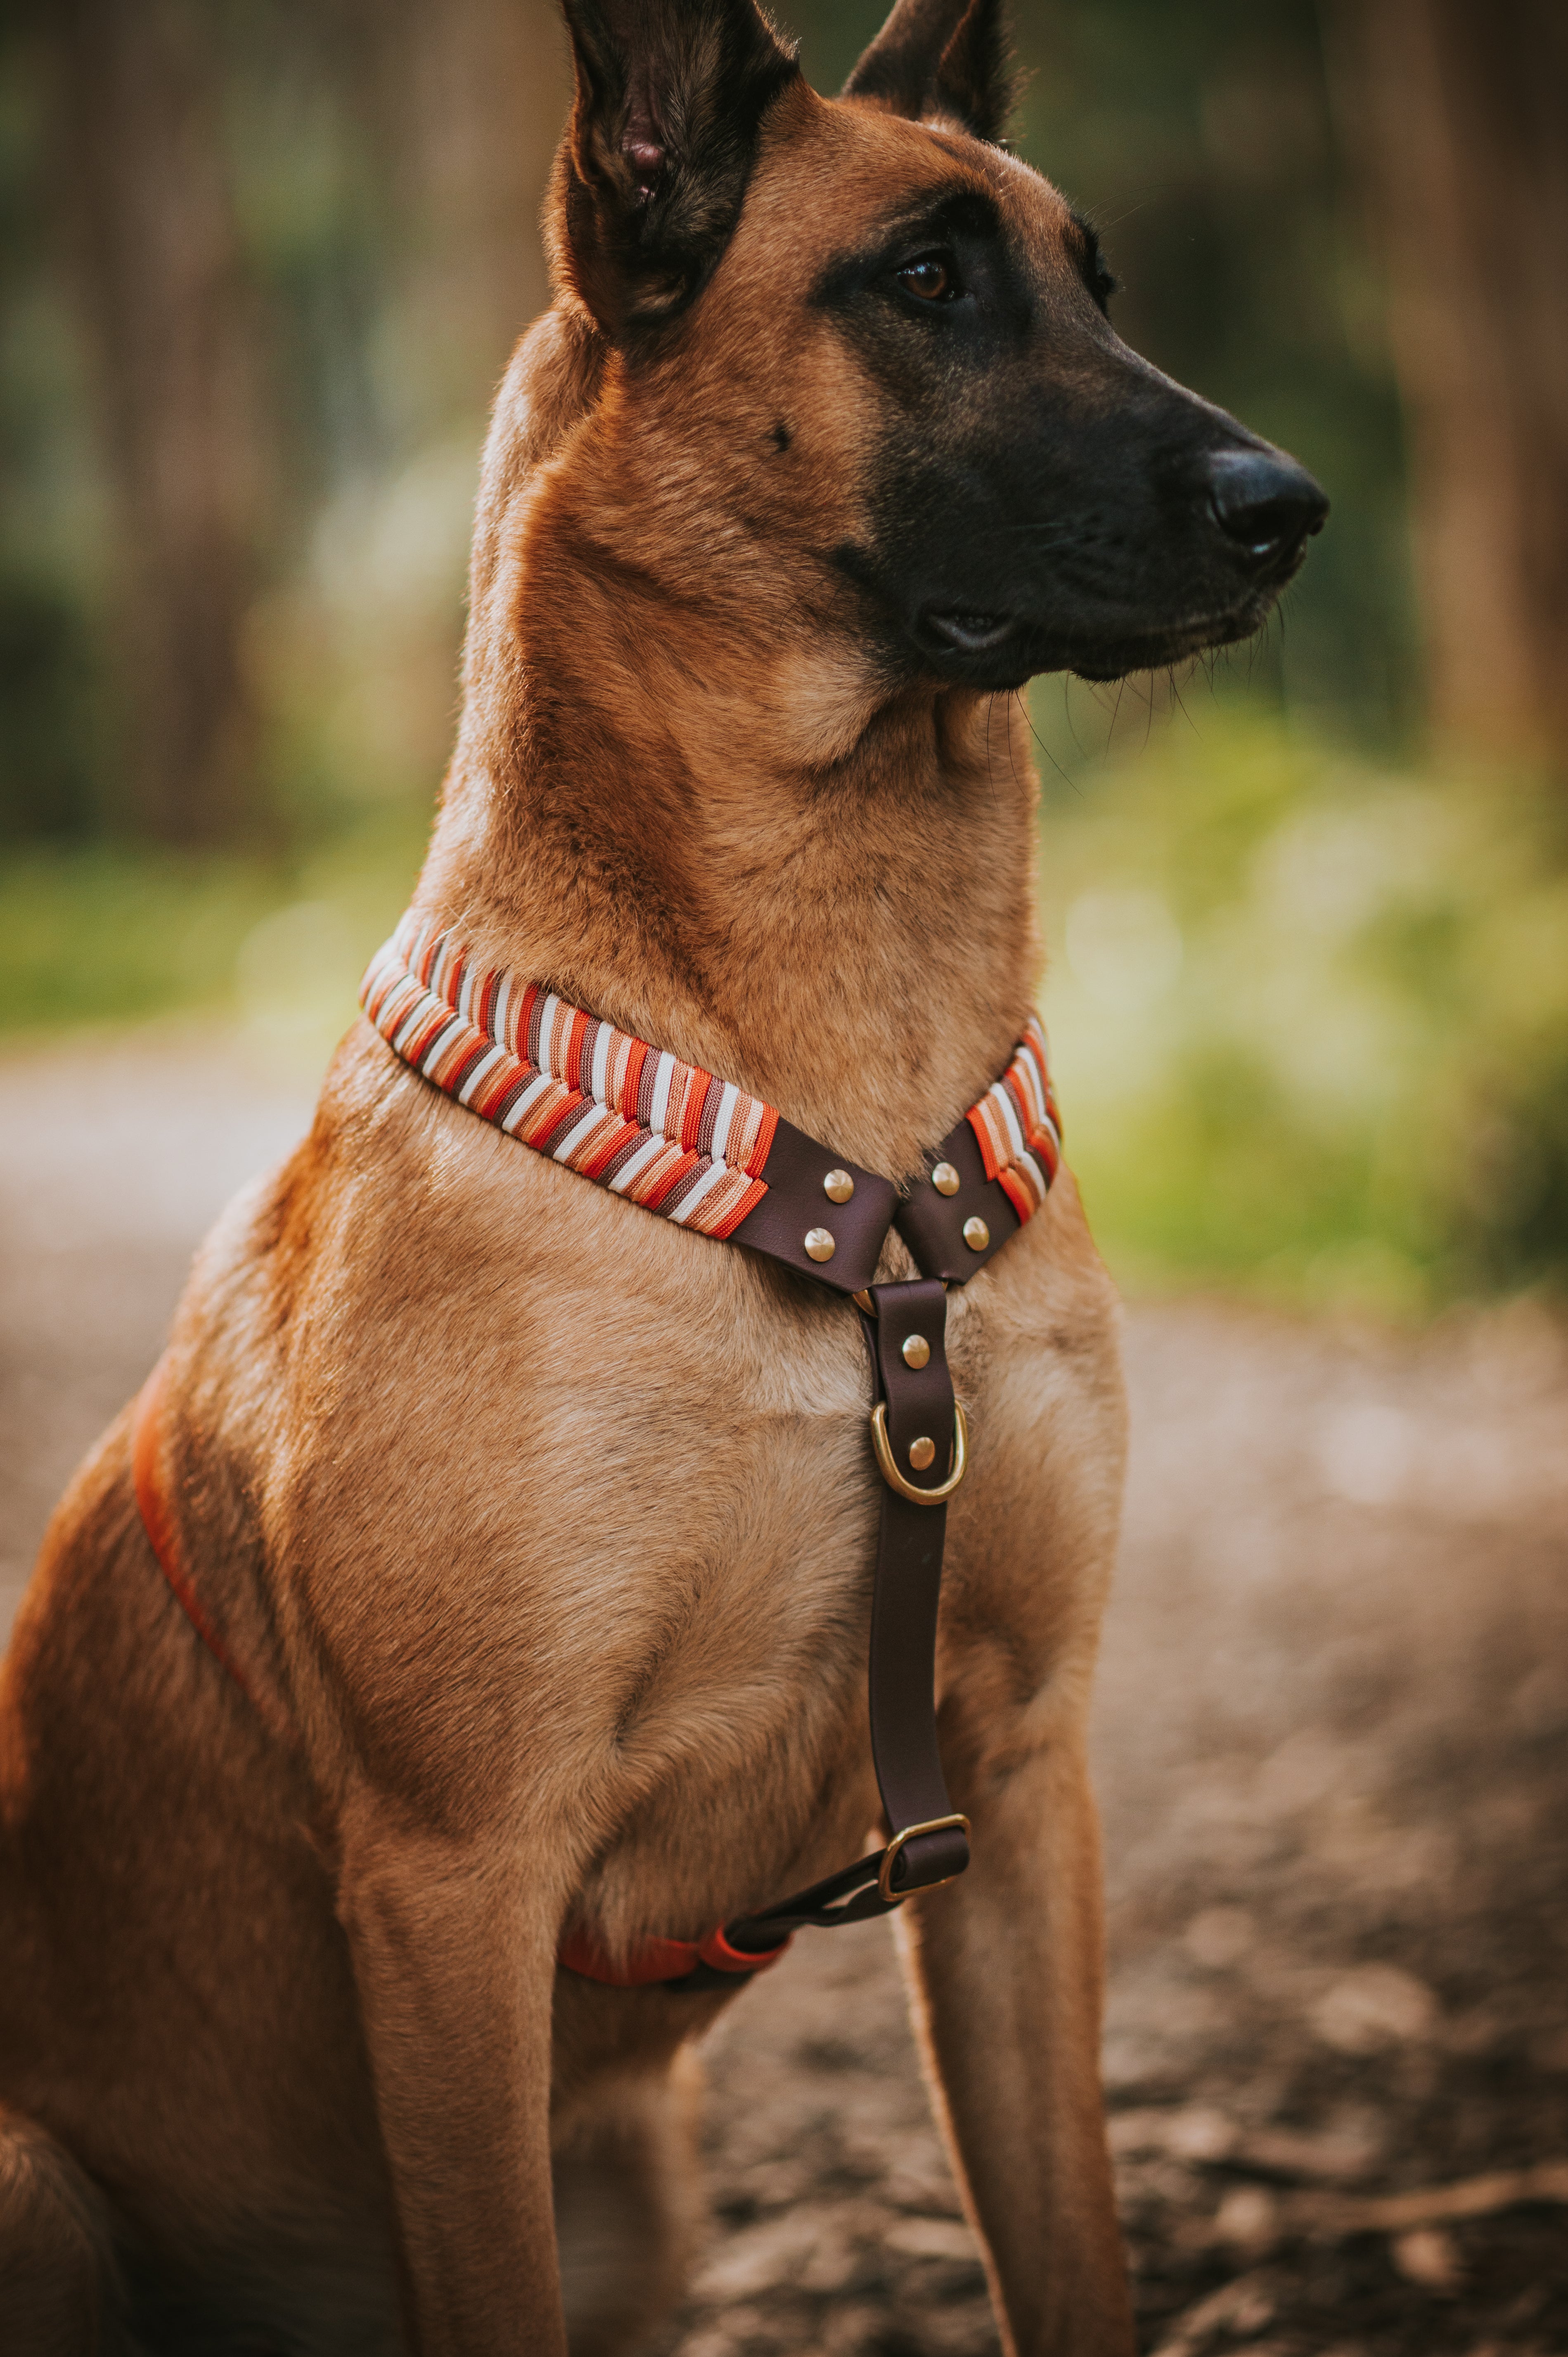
(896, 253, 959, 303)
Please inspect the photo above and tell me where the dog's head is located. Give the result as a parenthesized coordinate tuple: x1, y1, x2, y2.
(543, 0, 1326, 696)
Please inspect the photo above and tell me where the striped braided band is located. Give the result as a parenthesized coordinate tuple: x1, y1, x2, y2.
(360, 910, 1062, 1242)
(968, 1015, 1062, 1220)
(361, 912, 776, 1242)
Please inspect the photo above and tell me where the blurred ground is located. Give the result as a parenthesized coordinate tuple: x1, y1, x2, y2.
(2, 1032, 1565, 2357)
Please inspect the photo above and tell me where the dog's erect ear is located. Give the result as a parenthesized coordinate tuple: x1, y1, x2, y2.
(555, 0, 799, 335)
(842, 0, 1014, 143)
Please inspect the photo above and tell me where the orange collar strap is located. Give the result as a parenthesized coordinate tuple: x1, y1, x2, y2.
(132, 1357, 253, 1703)
(557, 1923, 791, 1988)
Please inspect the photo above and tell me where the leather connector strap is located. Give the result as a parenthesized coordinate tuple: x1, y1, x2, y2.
(730, 1116, 898, 1294)
(895, 1116, 1022, 1285)
(866, 1279, 957, 1502)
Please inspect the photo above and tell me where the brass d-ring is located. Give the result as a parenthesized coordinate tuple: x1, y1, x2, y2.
(870, 1401, 969, 1504)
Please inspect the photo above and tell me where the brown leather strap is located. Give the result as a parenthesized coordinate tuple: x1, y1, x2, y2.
(894, 1113, 1023, 1283)
(726, 1098, 1023, 1291)
(660, 1277, 967, 1990)
(862, 1280, 968, 1886)
(732, 1108, 1020, 1296)
(729, 1116, 898, 1294)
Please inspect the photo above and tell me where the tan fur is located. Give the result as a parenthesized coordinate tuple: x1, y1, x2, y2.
(0, 70, 1135, 2357)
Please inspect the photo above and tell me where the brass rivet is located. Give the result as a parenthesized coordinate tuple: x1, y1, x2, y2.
(908, 1436, 937, 1472)
(823, 1168, 855, 1203)
(931, 1161, 961, 1197)
(962, 1215, 990, 1252)
(804, 1227, 836, 1263)
(901, 1334, 931, 1369)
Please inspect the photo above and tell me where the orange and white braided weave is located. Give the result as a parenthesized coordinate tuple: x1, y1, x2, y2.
(362, 912, 1061, 1239)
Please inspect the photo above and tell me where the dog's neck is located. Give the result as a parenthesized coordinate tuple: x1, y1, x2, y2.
(418, 313, 1042, 1177)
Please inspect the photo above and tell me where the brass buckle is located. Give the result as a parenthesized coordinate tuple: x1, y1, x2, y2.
(877, 1813, 971, 1904)
(870, 1401, 968, 1505)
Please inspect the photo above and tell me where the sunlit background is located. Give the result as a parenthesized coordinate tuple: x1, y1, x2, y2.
(3, 0, 1563, 1314)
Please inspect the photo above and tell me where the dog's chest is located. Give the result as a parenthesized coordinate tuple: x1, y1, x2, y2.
(251, 1090, 1113, 1932)
(439, 1181, 1084, 1928)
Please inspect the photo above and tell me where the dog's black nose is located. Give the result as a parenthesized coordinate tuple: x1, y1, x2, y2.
(1204, 447, 1328, 567)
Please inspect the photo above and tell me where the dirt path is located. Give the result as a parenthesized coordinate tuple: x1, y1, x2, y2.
(2, 1031, 1565, 2357)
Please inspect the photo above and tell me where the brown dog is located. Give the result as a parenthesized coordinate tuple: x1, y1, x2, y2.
(0, 4, 1324, 2351)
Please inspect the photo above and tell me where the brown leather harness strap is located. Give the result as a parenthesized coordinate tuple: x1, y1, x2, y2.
(728, 1116, 898, 1293)
(863, 1280, 970, 1886)
(568, 1106, 1030, 1993)
(895, 1113, 1026, 1283)
(135, 1061, 1056, 1994)
(646, 1276, 969, 1992)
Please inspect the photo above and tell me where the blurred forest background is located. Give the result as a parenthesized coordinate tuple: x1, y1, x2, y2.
(1, 0, 1565, 1313)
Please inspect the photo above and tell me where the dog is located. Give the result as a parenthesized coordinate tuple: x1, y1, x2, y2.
(0, 3, 1325, 2350)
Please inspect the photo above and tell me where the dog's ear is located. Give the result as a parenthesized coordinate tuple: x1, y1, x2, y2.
(842, 0, 1015, 143)
(554, 0, 799, 336)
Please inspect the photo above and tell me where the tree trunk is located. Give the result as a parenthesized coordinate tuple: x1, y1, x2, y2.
(353, 0, 569, 436)
(1327, 0, 1568, 770)
(47, 0, 262, 844)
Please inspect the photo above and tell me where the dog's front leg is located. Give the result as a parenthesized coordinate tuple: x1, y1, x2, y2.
(336, 1812, 567, 2357)
(897, 1726, 1136, 2357)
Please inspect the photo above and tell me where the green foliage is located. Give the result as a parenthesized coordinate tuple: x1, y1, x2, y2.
(1038, 712, 1568, 1305)
(0, 850, 271, 1030)
(0, 805, 426, 1060)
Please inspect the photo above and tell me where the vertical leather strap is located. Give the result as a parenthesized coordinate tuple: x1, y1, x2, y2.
(681, 1278, 969, 1985)
(862, 1279, 969, 1893)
